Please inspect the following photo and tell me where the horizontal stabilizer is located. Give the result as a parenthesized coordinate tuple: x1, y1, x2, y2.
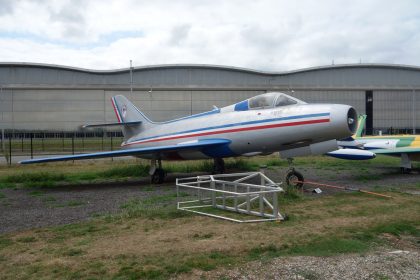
(19, 139, 231, 164)
(82, 121, 142, 128)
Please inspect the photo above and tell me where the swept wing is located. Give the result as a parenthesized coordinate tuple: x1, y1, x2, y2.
(19, 139, 230, 164)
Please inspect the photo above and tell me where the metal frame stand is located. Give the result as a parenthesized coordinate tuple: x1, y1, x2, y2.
(176, 172, 285, 223)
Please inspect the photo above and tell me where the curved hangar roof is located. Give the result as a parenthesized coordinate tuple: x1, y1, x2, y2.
(0, 62, 420, 89)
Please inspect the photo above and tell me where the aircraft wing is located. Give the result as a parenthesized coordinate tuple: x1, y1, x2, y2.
(19, 139, 231, 164)
(369, 147, 420, 155)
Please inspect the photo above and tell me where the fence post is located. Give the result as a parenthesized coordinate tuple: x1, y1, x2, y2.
(1, 129, 3, 153)
(30, 133, 33, 159)
(72, 135, 75, 155)
(110, 133, 114, 161)
(72, 134, 75, 164)
(8, 136, 12, 166)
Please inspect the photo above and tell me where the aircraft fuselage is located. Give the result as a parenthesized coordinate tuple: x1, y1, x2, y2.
(122, 103, 355, 160)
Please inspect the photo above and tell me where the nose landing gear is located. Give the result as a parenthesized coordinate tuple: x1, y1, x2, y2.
(285, 158, 304, 189)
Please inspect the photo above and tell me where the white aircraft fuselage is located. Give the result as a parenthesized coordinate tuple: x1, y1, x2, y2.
(116, 93, 357, 160)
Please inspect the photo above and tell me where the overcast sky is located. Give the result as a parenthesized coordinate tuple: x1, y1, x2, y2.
(0, 0, 419, 71)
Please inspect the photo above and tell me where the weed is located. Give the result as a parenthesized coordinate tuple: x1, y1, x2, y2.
(0, 238, 13, 250)
(166, 160, 213, 173)
(373, 273, 391, 280)
(52, 223, 106, 239)
(279, 186, 305, 204)
(297, 269, 320, 280)
(62, 248, 85, 257)
(75, 238, 91, 246)
(0, 192, 5, 199)
(100, 164, 149, 178)
(266, 158, 288, 167)
(370, 222, 420, 237)
(42, 195, 56, 202)
(355, 173, 381, 181)
(225, 159, 258, 171)
(117, 196, 191, 220)
(248, 243, 283, 260)
(192, 233, 214, 239)
(2, 172, 65, 185)
(29, 191, 44, 197)
(0, 182, 14, 189)
(16, 236, 37, 243)
(287, 238, 370, 256)
(66, 200, 85, 207)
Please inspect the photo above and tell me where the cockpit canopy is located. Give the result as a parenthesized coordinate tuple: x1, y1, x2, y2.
(234, 92, 306, 111)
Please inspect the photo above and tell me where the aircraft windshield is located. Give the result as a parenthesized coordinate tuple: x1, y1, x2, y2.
(275, 94, 298, 107)
(248, 94, 277, 109)
(247, 92, 304, 110)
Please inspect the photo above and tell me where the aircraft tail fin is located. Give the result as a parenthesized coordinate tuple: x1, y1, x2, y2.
(354, 114, 366, 138)
(111, 95, 155, 139)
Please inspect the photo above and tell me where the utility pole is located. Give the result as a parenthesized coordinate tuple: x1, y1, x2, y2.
(1, 86, 4, 153)
(129, 60, 133, 100)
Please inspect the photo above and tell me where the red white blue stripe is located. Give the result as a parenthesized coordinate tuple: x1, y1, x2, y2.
(123, 113, 330, 146)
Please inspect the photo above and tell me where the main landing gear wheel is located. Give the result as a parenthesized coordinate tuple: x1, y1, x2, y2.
(285, 169, 304, 189)
(150, 159, 166, 184)
(212, 158, 225, 174)
(151, 168, 166, 184)
(400, 167, 412, 174)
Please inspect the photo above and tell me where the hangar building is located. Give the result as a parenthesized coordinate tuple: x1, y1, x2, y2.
(0, 62, 419, 134)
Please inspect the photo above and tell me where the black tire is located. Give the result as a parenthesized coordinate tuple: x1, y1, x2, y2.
(400, 167, 412, 174)
(212, 158, 225, 174)
(151, 168, 165, 184)
(285, 170, 304, 189)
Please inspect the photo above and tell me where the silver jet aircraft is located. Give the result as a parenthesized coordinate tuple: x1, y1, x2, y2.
(21, 92, 358, 184)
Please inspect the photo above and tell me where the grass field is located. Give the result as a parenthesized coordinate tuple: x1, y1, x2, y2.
(0, 155, 419, 279)
(0, 154, 415, 188)
(0, 188, 418, 279)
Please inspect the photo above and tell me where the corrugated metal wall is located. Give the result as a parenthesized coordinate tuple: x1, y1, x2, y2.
(1, 63, 419, 132)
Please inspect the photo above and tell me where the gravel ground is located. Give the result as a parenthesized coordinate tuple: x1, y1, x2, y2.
(0, 176, 178, 234)
(196, 250, 420, 280)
